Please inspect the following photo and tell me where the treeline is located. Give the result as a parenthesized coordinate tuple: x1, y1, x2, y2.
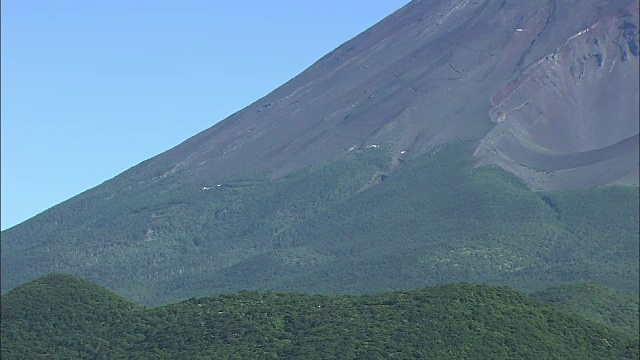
(2, 143, 638, 305)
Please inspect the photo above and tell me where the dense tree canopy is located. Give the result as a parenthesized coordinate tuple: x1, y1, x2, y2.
(2, 274, 638, 359)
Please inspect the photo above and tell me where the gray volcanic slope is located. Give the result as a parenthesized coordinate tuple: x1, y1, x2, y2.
(130, 0, 638, 190)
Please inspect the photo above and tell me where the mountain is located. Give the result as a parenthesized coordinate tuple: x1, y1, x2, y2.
(96, 0, 639, 189)
(91, 0, 639, 190)
(1, 0, 639, 305)
(63, 0, 637, 191)
(2, 274, 638, 359)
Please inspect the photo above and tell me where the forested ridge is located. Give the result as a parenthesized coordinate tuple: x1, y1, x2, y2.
(533, 282, 640, 337)
(2, 274, 638, 359)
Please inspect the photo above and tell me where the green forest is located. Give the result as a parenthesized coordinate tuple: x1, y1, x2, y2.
(2, 274, 638, 359)
(2, 142, 638, 305)
(533, 282, 639, 337)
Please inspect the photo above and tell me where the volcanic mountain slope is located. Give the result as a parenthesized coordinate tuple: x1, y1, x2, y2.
(127, 0, 638, 189)
(1, 0, 638, 305)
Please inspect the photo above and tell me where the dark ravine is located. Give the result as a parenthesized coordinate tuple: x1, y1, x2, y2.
(1, 0, 638, 305)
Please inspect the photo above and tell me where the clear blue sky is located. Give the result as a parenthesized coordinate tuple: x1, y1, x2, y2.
(1, 1, 410, 230)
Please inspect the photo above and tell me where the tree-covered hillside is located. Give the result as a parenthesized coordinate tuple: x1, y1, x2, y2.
(2, 143, 638, 305)
(533, 282, 640, 337)
(1, 144, 639, 305)
(2, 274, 638, 359)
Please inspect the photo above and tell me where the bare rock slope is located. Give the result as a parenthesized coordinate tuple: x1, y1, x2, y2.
(137, 0, 638, 190)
